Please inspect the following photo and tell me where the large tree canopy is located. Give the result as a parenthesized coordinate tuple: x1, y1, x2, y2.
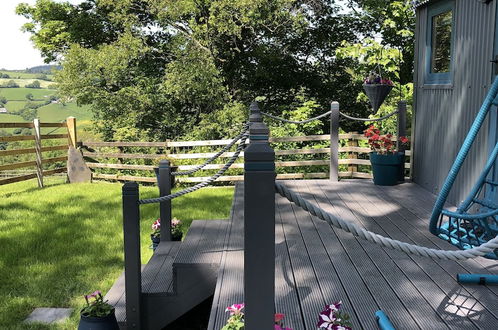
(17, 0, 414, 141)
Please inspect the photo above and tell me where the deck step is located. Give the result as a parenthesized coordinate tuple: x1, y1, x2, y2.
(143, 241, 181, 294)
(174, 219, 228, 267)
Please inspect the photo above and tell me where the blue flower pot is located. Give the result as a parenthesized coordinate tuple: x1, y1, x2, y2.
(370, 152, 405, 186)
(78, 309, 119, 330)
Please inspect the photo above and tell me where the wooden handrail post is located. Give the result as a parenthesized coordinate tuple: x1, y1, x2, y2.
(244, 101, 275, 330)
(348, 132, 358, 177)
(330, 102, 339, 181)
(158, 159, 172, 241)
(33, 118, 43, 188)
(66, 116, 77, 147)
(397, 101, 407, 152)
(122, 182, 142, 329)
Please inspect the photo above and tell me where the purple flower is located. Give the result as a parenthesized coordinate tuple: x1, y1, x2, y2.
(225, 303, 244, 315)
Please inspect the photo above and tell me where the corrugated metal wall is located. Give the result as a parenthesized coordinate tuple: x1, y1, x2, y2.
(413, 0, 495, 206)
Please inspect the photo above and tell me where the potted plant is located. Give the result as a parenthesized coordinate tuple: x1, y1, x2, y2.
(171, 217, 183, 241)
(316, 301, 352, 330)
(363, 72, 394, 113)
(151, 218, 161, 251)
(78, 290, 119, 330)
(364, 125, 409, 186)
(221, 303, 293, 330)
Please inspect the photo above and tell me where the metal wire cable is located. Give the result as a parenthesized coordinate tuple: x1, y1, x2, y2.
(339, 110, 398, 122)
(261, 110, 332, 124)
(172, 122, 249, 176)
(275, 182, 498, 261)
(139, 131, 248, 205)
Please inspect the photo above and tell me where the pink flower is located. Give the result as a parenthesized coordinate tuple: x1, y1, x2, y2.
(152, 218, 161, 230)
(89, 290, 101, 298)
(225, 303, 244, 315)
(171, 218, 181, 227)
(275, 313, 285, 323)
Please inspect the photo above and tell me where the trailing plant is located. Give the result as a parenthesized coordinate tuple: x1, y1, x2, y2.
(81, 290, 113, 318)
(316, 301, 352, 330)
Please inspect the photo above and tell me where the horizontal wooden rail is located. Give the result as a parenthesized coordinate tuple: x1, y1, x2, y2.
(82, 152, 166, 160)
(92, 173, 157, 183)
(42, 156, 68, 164)
(41, 134, 69, 140)
(0, 145, 67, 157)
(0, 123, 34, 128)
(82, 141, 169, 148)
(86, 163, 156, 171)
(0, 135, 35, 142)
(0, 167, 67, 186)
(40, 123, 67, 128)
(0, 160, 37, 171)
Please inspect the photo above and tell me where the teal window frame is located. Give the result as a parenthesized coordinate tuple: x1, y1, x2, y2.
(425, 1, 455, 85)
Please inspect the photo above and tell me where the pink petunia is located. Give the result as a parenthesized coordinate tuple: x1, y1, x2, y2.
(225, 303, 244, 315)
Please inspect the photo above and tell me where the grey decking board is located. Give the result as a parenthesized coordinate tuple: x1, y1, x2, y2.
(376, 182, 498, 295)
(276, 192, 328, 329)
(145, 242, 181, 294)
(338, 182, 480, 329)
(142, 241, 179, 293)
(355, 182, 498, 320)
(173, 220, 207, 265)
(304, 181, 422, 330)
(181, 220, 227, 265)
(275, 204, 306, 330)
(279, 186, 362, 329)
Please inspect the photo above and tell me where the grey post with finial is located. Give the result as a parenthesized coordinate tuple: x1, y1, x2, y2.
(244, 102, 276, 330)
(330, 102, 340, 181)
(158, 160, 172, 241)
(122, 182, 142, 329)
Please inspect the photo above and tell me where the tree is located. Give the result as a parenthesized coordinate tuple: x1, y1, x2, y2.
(25, 93, 34, 101)
(17, 0, 404, 141)
(1, 80, 19, 88)
(25, 80, 41, 88)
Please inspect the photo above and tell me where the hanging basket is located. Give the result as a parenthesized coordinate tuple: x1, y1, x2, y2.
(363, 84, 393, 113)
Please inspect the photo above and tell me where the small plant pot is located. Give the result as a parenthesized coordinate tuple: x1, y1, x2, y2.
(171, 233, 182, 241)
(150, 234, 160, 251)
(370, 152, 404, 186)
(78, 309, 119, 330)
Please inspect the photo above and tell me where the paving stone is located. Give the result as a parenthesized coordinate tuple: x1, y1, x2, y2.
(24, 308, 73, 324)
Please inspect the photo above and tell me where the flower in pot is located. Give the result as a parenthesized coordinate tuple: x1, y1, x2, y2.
(78, 290, 119, 330)
(221, 303, 292, 330)
(150, 218, 161, 251)
(363, 72, 394, 113)
(171, 217, 183, 241)
(364, 125, 409, 186)
(317, 301, 352, 330)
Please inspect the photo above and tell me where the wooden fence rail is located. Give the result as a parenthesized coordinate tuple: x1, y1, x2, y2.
(0, 117, 75, 187)
(81, 133, 412, 184)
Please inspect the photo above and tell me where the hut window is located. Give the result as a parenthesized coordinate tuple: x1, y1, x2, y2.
(426, 1, 454, 84)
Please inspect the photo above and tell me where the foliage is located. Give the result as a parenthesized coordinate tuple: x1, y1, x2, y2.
(1, 80, 20, 88)
(316, 301, 352, 330)
(25, 80, 41, 88)
(0, 179, 234, 328)
(25, 93, 34, 101)
(364, 124, 409, 154)
(171, 218, 183, 240)
(222, 304, 292, 330)
(80, 291, 113, 318)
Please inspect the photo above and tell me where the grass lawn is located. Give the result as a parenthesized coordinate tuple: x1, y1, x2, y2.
(0, 79, 54, 89)
(0, 71, 54, 80)
(0, 88, 56, 101)
(38, 103, 93, 123)
(0, 178, 234, 329)
(0, 113, 25, 123)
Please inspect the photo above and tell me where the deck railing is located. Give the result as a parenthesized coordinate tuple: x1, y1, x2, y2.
(0, 117, 76, 187)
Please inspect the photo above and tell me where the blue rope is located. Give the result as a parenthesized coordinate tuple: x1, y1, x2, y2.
(429, 76, 498, 234)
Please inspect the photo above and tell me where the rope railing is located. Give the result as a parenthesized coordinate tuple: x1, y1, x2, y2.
(139, 130, 248, 205)
(275, 182, 498, 261)
(339, 110, 398, 122)
(261, 110, 332, 124)
(172, 122, 249, 176)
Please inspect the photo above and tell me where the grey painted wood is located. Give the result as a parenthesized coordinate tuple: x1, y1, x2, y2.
(413, 1, 495, 205)
(397, 101, 407, 152)
(143, 241, 181, 294)
(158, 160, 172, 241)
(209, 180, 498, 330)
(330, 102, 340, 181)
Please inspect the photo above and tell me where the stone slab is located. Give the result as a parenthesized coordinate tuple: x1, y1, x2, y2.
(68, 146, 92, 183)
(24, 307, 73, 324)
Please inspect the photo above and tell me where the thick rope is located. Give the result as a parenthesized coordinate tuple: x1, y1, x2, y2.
(275, 182, 498, 261)
(339, 110, 398, 122)
(139, 131, 248, 205)
(261, 110, 332, 124)
(172, 123, 249, 176)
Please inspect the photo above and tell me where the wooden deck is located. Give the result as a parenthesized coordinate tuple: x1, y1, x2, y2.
(208, 180, 498, 330)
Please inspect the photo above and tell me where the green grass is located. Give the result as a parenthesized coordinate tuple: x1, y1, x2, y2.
(0, 113, 24, 122)
(0, 88, 56, 101)
(0, 178, 234, 329)
(0, 71, 54, 80)
(4, 101, 47, 112)
(0, 79, 54, 89)
(38, 103, 93, 122)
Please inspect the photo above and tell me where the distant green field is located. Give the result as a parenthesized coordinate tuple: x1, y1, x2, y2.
(0, 88, 56, 101)
(38, 103, 93, 122)
(0, 70, 54, 80)
(4, 100, 47, 112)
(0, 113, 24, 122)
(0, 78, 54, 89)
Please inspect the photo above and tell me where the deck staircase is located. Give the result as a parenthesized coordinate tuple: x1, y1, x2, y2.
(105, 219, 229, 330)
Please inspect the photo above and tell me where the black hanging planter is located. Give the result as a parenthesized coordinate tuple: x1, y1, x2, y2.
(363, 84, 393, 113)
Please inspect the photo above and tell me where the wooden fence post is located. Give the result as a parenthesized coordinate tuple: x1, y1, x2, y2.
(397, 101, 407, 152)
(244, 101, 275, 330)
(330, 102, 339, 181)
(348, 132, 358, 177)
(158, 159, 172, 241)
(33, 118, 43, 188)
(122, 182, 142, 329)
(67, 116, 77, 147)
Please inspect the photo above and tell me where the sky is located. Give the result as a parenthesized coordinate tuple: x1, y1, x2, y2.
(0, 0, 81, 70)
(0, 0, 350, 71)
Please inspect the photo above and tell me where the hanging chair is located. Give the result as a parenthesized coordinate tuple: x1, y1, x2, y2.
(429, 77, 498, 259)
